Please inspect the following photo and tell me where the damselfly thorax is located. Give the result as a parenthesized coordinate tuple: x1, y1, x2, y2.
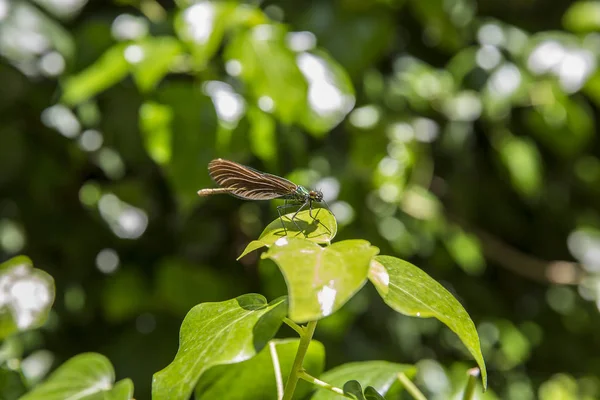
(197, 159, 328, 233)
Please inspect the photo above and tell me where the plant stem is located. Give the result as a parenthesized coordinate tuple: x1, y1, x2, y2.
(462, 368, 480, 400)
(281, 320, 317, 400)
(398, 372, 427, 400)
(270, 341, 284, 400)
(284, 317, 305, 336)
(298, 370, 352, 398)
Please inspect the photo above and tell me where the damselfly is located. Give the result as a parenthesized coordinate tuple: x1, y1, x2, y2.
(197, 159, 328, 234)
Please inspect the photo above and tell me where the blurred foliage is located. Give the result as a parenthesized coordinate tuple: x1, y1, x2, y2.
(2, 0, 600, 399)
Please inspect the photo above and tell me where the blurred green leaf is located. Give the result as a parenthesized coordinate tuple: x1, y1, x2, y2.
(62, 44, 130, 105)
(0, 366, 26, 400)
(102, 268, 150, 323)
(296, 3, 394, 77)
(0, 256, 55, 340)
(409, 0, 473, 51)
(152, 294, 287, 400)
(262, 238, 379, 323)
(494, 134, 543, 200)
(312, 361, 415, 400)
(247, 106, 277, 166)
(156, 259, 235, 315)
(196, 339, 325, 400)
(298, 50, 355, 137)
(139, 102, 173, 165)
(238, 209, 338, 259)
(20, 353, 133, 400)
(444, 227, 486, 276)
(524, 87, 594, 158)
(225, 24, 308, 124)
(131, 37, 183, 92)
(369, 256, 487, 389)
(144, 83, 218, 213)
(563, 1, 600, 33)
(175, 2, 267, 69)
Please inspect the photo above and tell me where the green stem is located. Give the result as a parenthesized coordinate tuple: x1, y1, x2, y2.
(398, 372, 427, 400)
(282, 320, 317, 400)
(462, 368, 480, 400)
(284, 317, 305, 336)
(298, 371, 352, 398)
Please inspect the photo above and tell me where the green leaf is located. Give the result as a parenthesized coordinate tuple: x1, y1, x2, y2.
(263, 239, 379, 323)
(341, 381, 387, 400)
(312, 361, 415, 400)
(369, 256, 487, 389)
(175, 2, 267, 69)
(139, 84, 218, 213)
(298, 50, 355, 137)
(0, 365, 27, 400)
(523, 89, 594, 158)
(152, 294, 287, 400)
(238, 209, 338, 259)
(131, 37, 183, 92)
(344, 380, 368, 400)
(196, 339, 325, 400)
(248, 106, 277, 166)
(62, 44, 130, 105)
(495, 134, 543, 200)
(225, 24, 308, 124)
(0, 256, 55, 340)
(563, 1, 600, 33)
(139, 101, 174, 165)
(156, 259, 237, 315)
(364, 386, 386, 400)
(20, 353, 133, 400)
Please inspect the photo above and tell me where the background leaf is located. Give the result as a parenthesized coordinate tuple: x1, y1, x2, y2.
(0, 256, 55, 340)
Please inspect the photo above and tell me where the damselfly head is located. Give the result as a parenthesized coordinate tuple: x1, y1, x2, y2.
(309, 190, 324, 202)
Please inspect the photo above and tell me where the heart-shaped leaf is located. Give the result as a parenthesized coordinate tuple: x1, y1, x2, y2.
(311, 361, 415, 400)
(0, 256, 55, 340)
(238, 209, 337, 260)
(20, 353, 133, 400)
(369, 255, 487, 389)
(263, 239, 378, 323)
(196, 339, 325, 400)
(153, 294, 287, 400)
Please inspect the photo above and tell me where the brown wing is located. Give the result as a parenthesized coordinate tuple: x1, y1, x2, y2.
(207, 159, 297, 200)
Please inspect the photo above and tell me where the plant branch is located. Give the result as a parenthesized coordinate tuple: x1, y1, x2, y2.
(282, 320, 318, 400)
(397, 372, 427, 400)
(284, 317, 304, 336)
(298, 371, 352, 398)
(448, 214, 583, 285)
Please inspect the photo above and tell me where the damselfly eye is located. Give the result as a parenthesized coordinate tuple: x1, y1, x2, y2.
(310, 190, 324, 202)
